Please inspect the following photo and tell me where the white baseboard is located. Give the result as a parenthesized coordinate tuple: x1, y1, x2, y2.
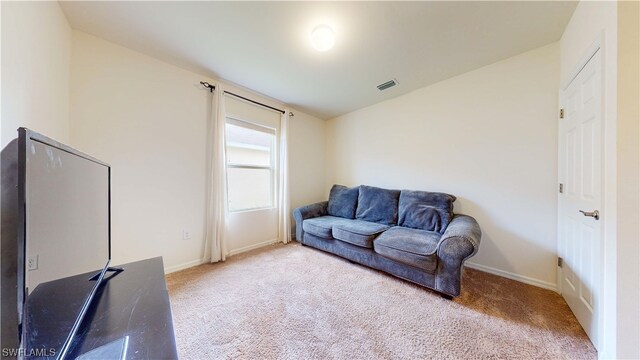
(465, 262, 558, 292)
(228, 238, 280, 257)
(164, 258, 207, 274)
(163, 239, 281, 274)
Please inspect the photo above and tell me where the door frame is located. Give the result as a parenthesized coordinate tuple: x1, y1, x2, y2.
(557, 37, 605, 350)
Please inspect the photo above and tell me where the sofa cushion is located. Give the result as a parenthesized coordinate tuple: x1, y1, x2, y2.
(398, 190, 456, 234)
(332, 220, 390, 248)
(302, 216, 350, 239)
(355, 185, 401, 226)
(327, 184, 359, 219)
(373, 226, 441, 273)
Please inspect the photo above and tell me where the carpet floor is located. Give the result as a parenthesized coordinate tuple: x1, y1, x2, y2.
(166, 242, 596, 359)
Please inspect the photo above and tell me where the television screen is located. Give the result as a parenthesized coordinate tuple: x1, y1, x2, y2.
(20, 129, 111, 359)
(25, 140, 109, 292)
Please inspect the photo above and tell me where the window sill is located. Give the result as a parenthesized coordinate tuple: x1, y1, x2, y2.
(229, 206, 277, 214)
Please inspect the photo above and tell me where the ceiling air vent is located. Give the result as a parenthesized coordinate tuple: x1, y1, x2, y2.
(377, 79, 399, 91)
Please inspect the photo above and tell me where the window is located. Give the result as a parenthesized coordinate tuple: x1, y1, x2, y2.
(225, 118, 276, 212)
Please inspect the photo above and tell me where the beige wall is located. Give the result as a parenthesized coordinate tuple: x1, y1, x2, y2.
(326, 43, 560, 289)
(70, 31, 210, 272)
(616, 1, 639, 358)
(289, 111, 327, 210)
(69, 31, 327, 272)
(1, 1, 71, 147)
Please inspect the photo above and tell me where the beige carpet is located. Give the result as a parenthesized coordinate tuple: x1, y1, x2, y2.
(166, 242, 596, 359)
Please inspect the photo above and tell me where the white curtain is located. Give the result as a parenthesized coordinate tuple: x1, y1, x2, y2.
(278, 109, 292, 244)
(205, 83, 228, 262)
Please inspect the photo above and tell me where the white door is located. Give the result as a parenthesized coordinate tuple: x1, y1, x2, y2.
(558, 49, 602, 349)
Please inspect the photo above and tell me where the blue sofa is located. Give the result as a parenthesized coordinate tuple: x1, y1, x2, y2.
(293, 185, 482, 298)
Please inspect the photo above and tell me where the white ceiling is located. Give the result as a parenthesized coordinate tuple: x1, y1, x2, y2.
(60, 1, 577, 119)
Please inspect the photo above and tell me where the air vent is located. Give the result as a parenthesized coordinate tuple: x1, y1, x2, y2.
(377, 79, 399, 91)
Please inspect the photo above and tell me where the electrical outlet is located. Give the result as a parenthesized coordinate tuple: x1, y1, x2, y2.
(182, 230, 192, 240)
(28, 255, 39, 271)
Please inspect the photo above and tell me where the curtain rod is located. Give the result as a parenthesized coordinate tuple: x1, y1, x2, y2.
(200, 81, 293, 116)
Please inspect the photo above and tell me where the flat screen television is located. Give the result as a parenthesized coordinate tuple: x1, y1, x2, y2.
(1, 128, 114, 359)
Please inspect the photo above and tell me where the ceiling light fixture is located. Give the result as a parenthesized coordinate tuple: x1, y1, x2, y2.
(311, 24, 335, 52)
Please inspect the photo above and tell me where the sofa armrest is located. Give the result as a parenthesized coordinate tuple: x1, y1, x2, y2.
(438, 215, 481, 258)
(292, 201, 328, 241)
(435, 214, 482, 296)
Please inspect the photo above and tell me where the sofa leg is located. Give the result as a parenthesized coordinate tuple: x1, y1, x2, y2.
(440, 293, 453, 300)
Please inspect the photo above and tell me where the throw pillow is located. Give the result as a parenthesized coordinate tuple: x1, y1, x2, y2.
(355, 185, 401, 225)
(398, 190, 456, 233)
(327, 184, 359, 219)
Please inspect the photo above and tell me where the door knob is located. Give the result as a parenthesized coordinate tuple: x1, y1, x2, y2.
(579, 209, 599, 220)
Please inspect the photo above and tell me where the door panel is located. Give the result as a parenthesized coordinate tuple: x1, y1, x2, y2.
(579, 223, 594, 308)
(584, 123, 595, 197)
(558, 49, 602, 349)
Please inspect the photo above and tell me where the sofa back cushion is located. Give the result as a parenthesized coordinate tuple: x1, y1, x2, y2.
(355, 185, 401, 225)
(398, 190, 456, 234)
(327, 184, 359, 219)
